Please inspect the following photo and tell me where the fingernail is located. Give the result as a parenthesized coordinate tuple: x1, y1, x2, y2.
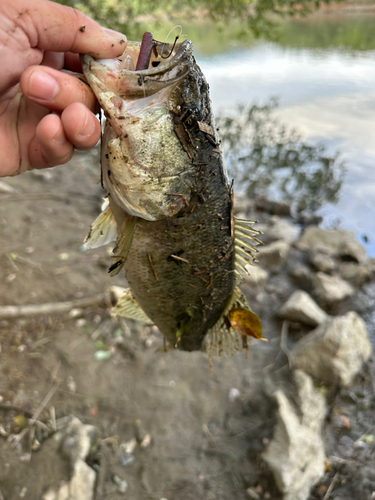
(52, 127, 67, 145)
(28, 71, 59, 101)
(79, 114, 96, 138)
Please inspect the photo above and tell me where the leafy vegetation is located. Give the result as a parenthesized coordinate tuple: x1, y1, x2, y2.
(54, 0, 340, 38)
(218, 100, 344, 214)
(278, 12, 375, 51)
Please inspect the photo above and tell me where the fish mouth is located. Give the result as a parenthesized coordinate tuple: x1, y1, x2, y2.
(81, 38, 193, 99)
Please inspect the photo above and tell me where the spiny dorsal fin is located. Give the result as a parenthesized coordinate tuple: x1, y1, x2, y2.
(205, 287, 263, 357)
(109, 215, 137, 276)
(111, 288, 153, 324)
(234, 217, 262, 282)
(82, 200, 117, 250)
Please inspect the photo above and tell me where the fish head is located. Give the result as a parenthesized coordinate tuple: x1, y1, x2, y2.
(81, 39, 198, 221)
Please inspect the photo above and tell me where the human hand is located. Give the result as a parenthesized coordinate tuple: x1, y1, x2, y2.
(0, 0, 126, 177)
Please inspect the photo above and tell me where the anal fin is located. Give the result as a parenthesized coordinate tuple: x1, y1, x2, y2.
(111, 288, 153, 324)
(205, 287, 263, 357)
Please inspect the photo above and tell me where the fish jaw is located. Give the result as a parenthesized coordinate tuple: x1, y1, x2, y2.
(81, 40, 196, 221)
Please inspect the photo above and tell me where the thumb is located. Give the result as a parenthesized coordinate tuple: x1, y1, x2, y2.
(11, 0, 126, 58)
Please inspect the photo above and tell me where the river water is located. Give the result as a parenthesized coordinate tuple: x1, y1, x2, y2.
(171, 10, 375, 256)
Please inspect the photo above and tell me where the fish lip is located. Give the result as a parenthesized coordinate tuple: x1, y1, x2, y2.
(81, 39, 193, 77)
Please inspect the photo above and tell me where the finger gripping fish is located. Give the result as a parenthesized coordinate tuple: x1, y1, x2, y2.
(81, 35, 262, 355)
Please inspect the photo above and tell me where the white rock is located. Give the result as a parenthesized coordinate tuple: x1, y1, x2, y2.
(297, 227, 366, 263)
(263, 371, 326, 500)
(244, 265, 269, 286)
(291, 312, 372, 387)
(279, 290, 327, 327)
(313, 272, 354, 303)
(258, 241, 290, 268)
(60, 416, 97, 463)
(69, 460, 96, 500)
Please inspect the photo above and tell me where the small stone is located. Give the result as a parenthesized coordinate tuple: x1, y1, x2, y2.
(69, 308, 83, 318)
(113, 475, 128, 494)
(19, 487, 28, 498)
(312, 273, 354, 303)
(262, 371, 326, 500)
(246, 487, 261, 499)
(121, 438, 137, 455)
(244, 266, 269, 286)
(229, 388, 240, 402)
(279, 290, 327, 327)
(58, 253, 70, 261)
(258, 240, 290, 268)
(310, 252, 336, 273)
(60, 416, 97, 464)
(94, 350, 111, 361)
(291, 312, 372, 387)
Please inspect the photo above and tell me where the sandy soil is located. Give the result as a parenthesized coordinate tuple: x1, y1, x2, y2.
(0, 150, 374, 500)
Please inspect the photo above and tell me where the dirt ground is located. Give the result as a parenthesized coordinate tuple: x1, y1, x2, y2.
(0, 150, 375, 500)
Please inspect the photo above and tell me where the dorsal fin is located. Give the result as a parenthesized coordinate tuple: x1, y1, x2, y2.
(234, 217, 262, 282)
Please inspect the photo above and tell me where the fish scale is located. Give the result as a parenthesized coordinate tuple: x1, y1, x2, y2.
(81, 36, 263, 354)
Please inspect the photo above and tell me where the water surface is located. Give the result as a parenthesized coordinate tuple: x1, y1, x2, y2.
(181, 11, 375, 255)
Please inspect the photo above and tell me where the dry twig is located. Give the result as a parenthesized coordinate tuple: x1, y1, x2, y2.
(0, 293, 108, 319)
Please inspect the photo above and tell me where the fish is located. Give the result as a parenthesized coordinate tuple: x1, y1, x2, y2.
(80, 33, 263, 355)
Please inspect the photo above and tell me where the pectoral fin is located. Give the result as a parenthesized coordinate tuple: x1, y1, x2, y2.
(82, 201, 117, 250)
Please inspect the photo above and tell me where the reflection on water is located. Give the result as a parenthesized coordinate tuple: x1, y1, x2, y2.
(218, 100, 344, 215)
(190, 12, 375, 255)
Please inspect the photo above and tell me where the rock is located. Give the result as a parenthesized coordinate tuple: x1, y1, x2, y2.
(60, 416, 97, 464)
(289, 264, 312, 289)
(258, 241, 290, 269)
(312, 272, 354, 303)
(261, 216, 300, 245)
(291, 312, 372, 387)
(44, 462, 95, 500)
(338, 262, 373, 287)
(69, 460, 96, 500)
(263, 371, 326, 500)
(43, 417, 97, 500)
(256, 198, 291, 216)
(279, 290, 327, 327)
(310, 252, 336, 273)
(297, 227, 366, 263)
(244, 266, 269, 286)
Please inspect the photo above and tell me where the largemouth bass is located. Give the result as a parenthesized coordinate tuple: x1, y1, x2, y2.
(81, 34, 262, 355)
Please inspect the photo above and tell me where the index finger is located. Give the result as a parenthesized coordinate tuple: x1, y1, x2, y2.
(9, 0, 126, 58)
